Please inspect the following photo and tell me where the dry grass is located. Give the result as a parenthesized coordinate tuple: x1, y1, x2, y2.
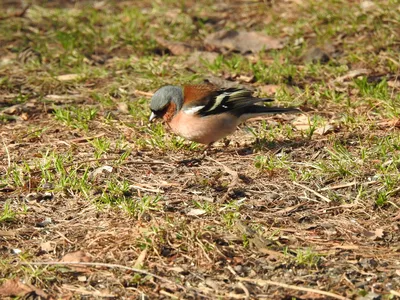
(1, 0, 400, 299)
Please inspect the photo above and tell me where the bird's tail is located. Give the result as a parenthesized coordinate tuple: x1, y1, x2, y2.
(237, 104, 300, 122)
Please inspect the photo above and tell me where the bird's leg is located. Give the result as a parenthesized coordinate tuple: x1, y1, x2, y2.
(178, 143, 214, 166)
(200, 142, 213, 159)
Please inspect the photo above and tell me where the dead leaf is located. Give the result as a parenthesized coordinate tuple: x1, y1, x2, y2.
(0, 279, 31, 297)
(187, 208, 206, 216)
(302, 47, 330, 64)
(88, 165, 113, 181)
(0, 278, 47, 298)
(293, 114, 311, 130)
(205, 30, 285, 54)
(41, 241, 56, 252)
(133, 249, 147, 268)
(237, 74, 254, 83)
(56, 74, 80, 81)
(360, 0, 377, 11)
(297, 291, 326, 300)
(62, 284, 115, 297)
(204, 76, 254, 91)
(155, 37, 194, 55)
(378, 118, 400, 129)
(374, 228, 384, 239)
(187, 51, 219, 66)
(388, 80, 400, 89)
(258, 84, 281, 95)
(0, 230, 16, 236)
(61, 251, 91, 263)
(168, 266, 185, 273)
(117, 102, 129, 114)
(314, 124, 334, 135)
(258, 248, 286, 259)
(2, 104, 21, 115)
(61, 251, 92, 272)
(20, 112, 29, 121)
(332, 244, 359, 250)
(362, 228, 384, 240)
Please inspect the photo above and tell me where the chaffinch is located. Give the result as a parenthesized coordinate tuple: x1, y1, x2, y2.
(149, 84, 299, 145)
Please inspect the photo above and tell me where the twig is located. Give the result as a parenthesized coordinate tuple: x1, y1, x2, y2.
(134, 90, 154, 97)
(319, 181, 357, 191)
(390, 290, 400, 297)
(0, 4, 31, 20)
(60, 133, 106, 144)
(207, 157, 239, 202)
(2, 137, 11, 169)
(160, 290, 179, 299)
(238, 282, 250, 299)
(22, 261, 185, 290)
(56, 231, 74, 244)
(293, 181, 331, 202)
(30, 157, 170, 175)
(129, 185, 164, 194)
(237, 277, 349, 300)
(206, 157, 239, 188)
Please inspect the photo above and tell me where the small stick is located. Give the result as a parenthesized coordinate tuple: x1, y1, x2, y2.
(237, 277, 349, 300)
(390, 290, 400, 297)
(21, 261, 185, 290)
(134, 90, 154, 97)
(2, 137, 11, 169)
(0, 4, 31, 20)
(293, 181, 331, 202)
(319, 181, 357, 191)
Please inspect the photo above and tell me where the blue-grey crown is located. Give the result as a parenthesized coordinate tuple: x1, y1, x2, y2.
(150, 85, 183, 112)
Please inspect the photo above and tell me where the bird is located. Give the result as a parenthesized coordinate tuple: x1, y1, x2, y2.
(149, 83, 299, 146)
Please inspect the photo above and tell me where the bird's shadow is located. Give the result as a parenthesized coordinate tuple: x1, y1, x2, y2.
(223, 138, 313, 157)
(177, 138, 313, 166)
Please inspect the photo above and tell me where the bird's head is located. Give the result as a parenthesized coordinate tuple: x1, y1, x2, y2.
(149, 85, 183, 122)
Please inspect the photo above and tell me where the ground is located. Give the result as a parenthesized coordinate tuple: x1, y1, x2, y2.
(1, 0, 400, 299)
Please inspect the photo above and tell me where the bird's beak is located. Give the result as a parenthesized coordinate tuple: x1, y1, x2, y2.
(149, 112, 157, 122)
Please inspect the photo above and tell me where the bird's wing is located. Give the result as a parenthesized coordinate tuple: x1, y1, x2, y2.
(182, 84, 273, 116)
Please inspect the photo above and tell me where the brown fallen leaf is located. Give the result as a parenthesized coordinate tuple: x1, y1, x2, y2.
(292, 114, 311, 130)
(388, 80, 400, 89)
(258, 84, 281, 95)
(62, 284, 115, 297)
(298, 291, 326, 300)
(61, 251, 91, 263)
(362, 228, 384, 240)
(0, 278, 47, 298)
(237, 74, 254, 83)
(56, 74, 80, 81)
(333, 244, 359, 250)
(302, 47, 330, 64)
(61, 251, 92, 272)
(204, 76, 254, 91)
(117, 102, 129, 114)
(155, 37, 194, 56)
(0, 230, 16, 236)
(133, 249, 147, 269)
(205, 30, 285, 54)
(378, 118, 400, 129)
(186, 51, 219, 67)
(41, 241, 56, 252)
(187, 208, 207, 216)
(314, 124, 335, 135)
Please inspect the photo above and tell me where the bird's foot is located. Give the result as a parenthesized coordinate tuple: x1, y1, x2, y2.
(178, 157, 203, 166)
(177, 144, 212, 166)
